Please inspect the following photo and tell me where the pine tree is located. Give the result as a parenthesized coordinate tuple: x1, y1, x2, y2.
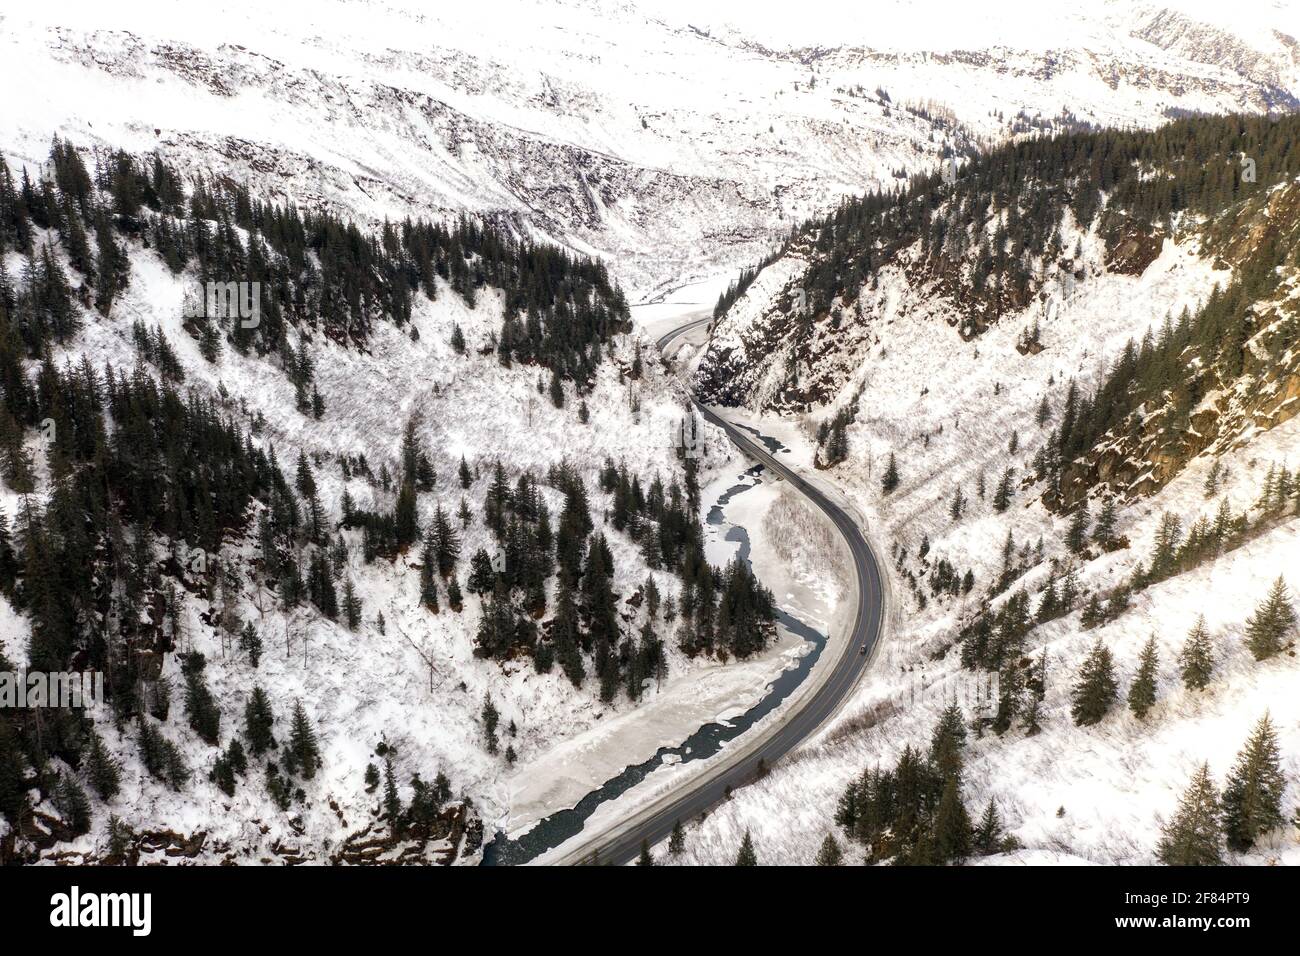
(1128, 636, 1159, 720)
(928, 702, 967, 783)
(1203, 460, 1223, 498)
(181, 652, 220, 745)
(383, 757, 403, 835)
(814, 833, 843, 865)
(881, 453, 900, 494)
(949, 485, 965, 521)
(637, 839, 654, 866)
(343, 577, 362, 630)
(55, 772, 92, 835)
(85, 729, 121, 800)
(1157, 763, 1222, 866)
(1070, 638, 1118, 726)
(974, 799, 1004, 856)
(481, 694, 500, 755)
(1065, 503, 1090, 554)
(1080, 593, 1102, 629)
(1244, 576, 1295, 661)
(1221, 714, 1285, 851)
(287, 701, 320, 779)
(993, 468, 1014, 512)
(668, 819, 685, 856)
(931, 776, 973, 864)
(394, 480, 419, 549)
(244, 686, 276, 755)
(0, 719, 28, 825)
(735, 829, 758, 866)
(1094, 498, 1118, 547)
(552, 574, 585, 687)
(105, 815, 135, 862)
(238, 621, 263, 667)
(1179, 617, 1215, 691)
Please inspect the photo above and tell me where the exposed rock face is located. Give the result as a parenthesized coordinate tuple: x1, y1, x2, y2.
(1052, 182, 1300, 511)
(1104, 224, 1165, 275)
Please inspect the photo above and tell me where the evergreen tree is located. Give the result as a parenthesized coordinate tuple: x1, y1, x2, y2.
(85, 729, 121, 801)
(181, 652, 220, 745)
(1128, 636, 1159, 720)
(1244, 576, 1295, 661)
(394, 480, 419, 550)
(928, 703, 967, 783)
(1065, 503, 1090, 554)
(383, 757, 403, 835)
(0, 719, 26, 825)
(668, 819, 685, 856)
(815, 833, 843, 865)
(931, 777, 973, 864)
(55, 772, 92, 835)
(993, 468, 1014, 512)
(973, 799, 1005, 856)
(881, 453, 900, 494)
(238, 622, 263, 668)
(1093, 498, 1118, 547)
(1157, 763, 1222, 866)
(552, 574, 585, 687)
(343, 577, 362, 629)
(287, 701, 320, 779)
(637, 839, 654, 866)
(1179, 617, 1215, 691)
(244, 686, 276, 755)
(1070, 638, 1118, 726)
(481, 694, 500, 755)
(1221, 714, 1285, 852)
(735, 829, 758, 866)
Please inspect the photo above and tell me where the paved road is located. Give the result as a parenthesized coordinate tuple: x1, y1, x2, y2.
(550, 318, 886, 865)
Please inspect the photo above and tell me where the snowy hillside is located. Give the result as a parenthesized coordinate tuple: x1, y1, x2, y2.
(0, 132, 794, 864)
(1, 0, 1296, 299)
(657, 121, 1300, 865)
(2, 0, 1299, 873)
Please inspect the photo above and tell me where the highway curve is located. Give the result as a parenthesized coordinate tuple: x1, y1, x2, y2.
(548, 317, 886, 865)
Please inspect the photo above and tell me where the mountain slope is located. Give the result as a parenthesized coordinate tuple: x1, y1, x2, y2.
(1, 0, 1296, 298)
(0, 137, 766, 865)
(662, 113, 1300, 866)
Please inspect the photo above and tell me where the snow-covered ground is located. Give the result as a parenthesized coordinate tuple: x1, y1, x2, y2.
(2, 205, 861, 862)
(657, 222, 1300, 865)
(2, 0, 1294, 297)
(4, 0, 1299, 868)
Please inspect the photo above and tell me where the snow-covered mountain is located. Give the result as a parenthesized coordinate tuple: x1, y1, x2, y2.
(664, 114, 1300, 865)
(2, 0, 1297, 299)
(2, 0, 1299, 870)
